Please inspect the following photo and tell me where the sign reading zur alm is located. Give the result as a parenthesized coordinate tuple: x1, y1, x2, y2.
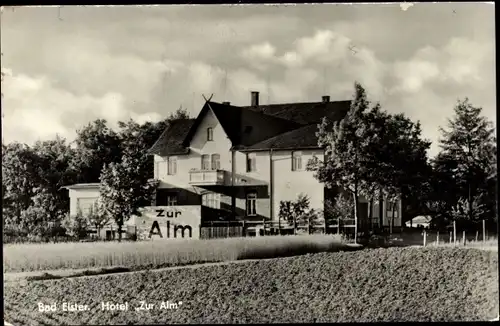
(133, 206, 201, 240)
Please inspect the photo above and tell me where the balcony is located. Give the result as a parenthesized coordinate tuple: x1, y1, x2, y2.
(189, 169, 227, 186)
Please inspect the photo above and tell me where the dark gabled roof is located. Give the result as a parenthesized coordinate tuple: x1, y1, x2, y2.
(182, 101, 302, 148)
(182, 102, 243, 146)
(244, 100, 351, 125)
(237, 106, 302, 147)
(147, 118, 196, 156)
(240, 124, 321, 151)
(149, 99, 351, 156)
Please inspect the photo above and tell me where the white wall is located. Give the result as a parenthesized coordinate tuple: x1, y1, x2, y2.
(68, 188, 100, 216)
(233, 149, 325, 221)
(154, 108, 233, 188)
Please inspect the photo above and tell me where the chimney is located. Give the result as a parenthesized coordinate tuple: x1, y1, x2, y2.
(222, 101, 231, 105)
(322, 95, 330, 103)
(251, 91, 259, 107)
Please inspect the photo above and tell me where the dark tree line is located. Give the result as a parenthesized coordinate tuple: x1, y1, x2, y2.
(2, 107, 189, 242)
(308, 83, 497, 241)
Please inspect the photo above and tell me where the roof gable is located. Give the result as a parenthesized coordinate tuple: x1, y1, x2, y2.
(147, 118, 196, 156)
(182, 102, 242, 147)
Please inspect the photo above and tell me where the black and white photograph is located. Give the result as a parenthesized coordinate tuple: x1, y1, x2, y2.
(2, 3, 498, 324)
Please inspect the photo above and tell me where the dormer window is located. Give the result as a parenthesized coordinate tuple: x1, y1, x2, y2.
(207, 127, 214, 141)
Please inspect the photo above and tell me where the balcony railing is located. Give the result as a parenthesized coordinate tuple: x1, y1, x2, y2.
(189, 169, 226, 186)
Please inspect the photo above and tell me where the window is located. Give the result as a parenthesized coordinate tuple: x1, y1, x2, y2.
(211, 154, 220, 170)
(246, 153, 257, 172)
(201, 154, 210, 170)
(77, 198, 98, 215)
(167, 156, 177, 175)
(166, 194, 178, 206)
(246, 192, 257, 216)
(202, 192, 221, 209)
(292, 151, 302, 171)
(207, 127, 214, 141)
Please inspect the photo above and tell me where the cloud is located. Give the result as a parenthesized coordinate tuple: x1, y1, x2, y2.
(1, 5, 494, 159)
(1, 69, 128, 144)
(387, 37, 495, 156)
(391, 37, 493, 94)
(277, 30, 352, 67)
(399, 3, 415, 11)
(241, 42, 276, 61)
(392, 60, 440, 93)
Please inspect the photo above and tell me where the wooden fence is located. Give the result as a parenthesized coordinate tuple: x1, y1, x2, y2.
(200, 225, 244, 239)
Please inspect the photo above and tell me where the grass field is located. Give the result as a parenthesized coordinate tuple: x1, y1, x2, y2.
(3, 235, 347, 273)
(3, 247, 498, 324)
(431, 238, 498, 251)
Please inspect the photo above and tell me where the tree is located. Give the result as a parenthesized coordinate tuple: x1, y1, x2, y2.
(117, 106, 191, 180)
(307, 82, 372, 243)
(2, 142, 41, 230)
(32, 136, 77, 213)
(278, 200, 293, 229)
(433, 98, 497, 230)
(62, 209, 90, 239)
(450, 195, 486, 230)
(71, 119, 122, 184)
(20, 187, 67, 241)
(167, 105, 190, 121)
(363, 109, 432, 232)
(99, 155, 159, 241)
(324, 193, 355, 234)
(278, 194, 319, 234)
(87, 199, 109, 239)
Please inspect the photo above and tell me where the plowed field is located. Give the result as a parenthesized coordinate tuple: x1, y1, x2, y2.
(4, 247, 498, 324)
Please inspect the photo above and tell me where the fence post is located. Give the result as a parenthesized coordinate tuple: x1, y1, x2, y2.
(423, 229, 427, 247)
(242, 220, 246, 237)
(436, 231, 439, 246)
(463, 230, 466, 246)
(475, 230, 479, 242)
(293, 216, 297, 235)
(449, 231, 452, 244)
(482, 219, 486, 243)
(453, 220, 456, 246)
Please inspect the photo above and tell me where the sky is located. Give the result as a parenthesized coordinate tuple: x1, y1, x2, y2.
(1, 3, 496, 157)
